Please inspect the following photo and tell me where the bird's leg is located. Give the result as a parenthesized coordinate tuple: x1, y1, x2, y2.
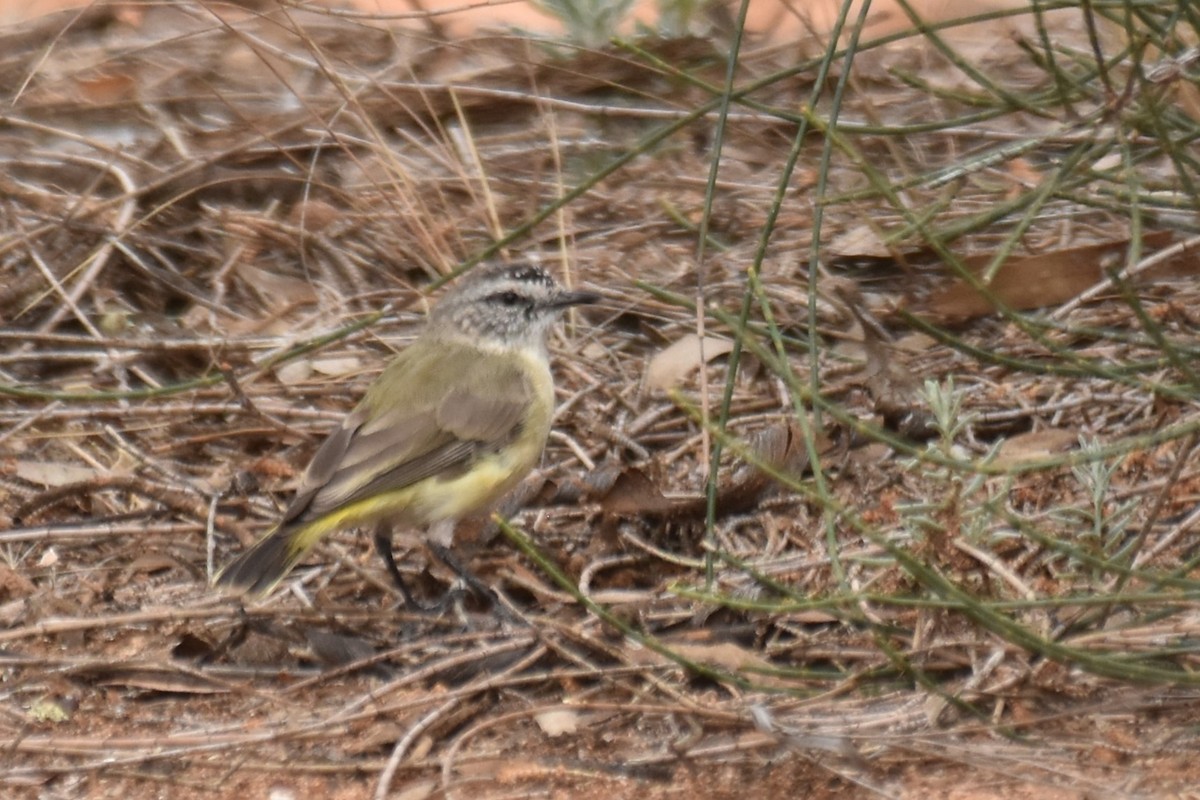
(372, 527, 424, 610)
(374, 525, 508, 620)
(427, 542, 523, 626)
(427, 542, 497, 605)
(373, 526, 469, 614)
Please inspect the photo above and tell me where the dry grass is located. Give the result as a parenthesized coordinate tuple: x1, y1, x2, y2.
(3, 2, 1200, 798)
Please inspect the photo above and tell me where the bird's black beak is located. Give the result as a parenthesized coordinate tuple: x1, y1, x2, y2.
(549, 289, 600, 309)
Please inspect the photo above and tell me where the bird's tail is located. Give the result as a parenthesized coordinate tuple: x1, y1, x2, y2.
(213, 524, 311, 596)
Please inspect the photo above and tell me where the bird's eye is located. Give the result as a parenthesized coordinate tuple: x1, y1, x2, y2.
(496, 291, 522, 306)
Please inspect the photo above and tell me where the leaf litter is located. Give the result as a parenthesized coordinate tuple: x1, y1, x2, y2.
(2, 2, 1200, 798)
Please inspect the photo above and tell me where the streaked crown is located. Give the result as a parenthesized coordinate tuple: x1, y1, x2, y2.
(429, 263, 598, 349)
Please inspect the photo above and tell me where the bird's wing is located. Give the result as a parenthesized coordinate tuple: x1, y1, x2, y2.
(282, 345, 533, 524)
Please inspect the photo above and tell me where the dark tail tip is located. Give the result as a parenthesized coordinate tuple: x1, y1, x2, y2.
(214, 530, 298, 596)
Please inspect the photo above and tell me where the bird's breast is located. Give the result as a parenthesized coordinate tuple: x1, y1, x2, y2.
(414, 348, 553, 522)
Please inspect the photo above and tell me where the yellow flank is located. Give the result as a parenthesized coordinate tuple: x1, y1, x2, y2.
(285, 345, 554, 562)
(213, 261, 599, 597)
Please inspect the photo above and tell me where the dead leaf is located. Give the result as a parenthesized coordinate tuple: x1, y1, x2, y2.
(533, 708, 579, 737)
(668, 641, 774, 673)
(629, 638, 795, 688)
(13, 460, 96, 487)
(127, 554, 181, 575)
(75, 72, 135, 104)
(274, 359, 313, 385)
(644, 334, 734, 392)
(390, 780, 437, 800)
(236, 262, 319, 310)
(894, 332, 936, 353)
(593, 465, 687, 518)
(288, 199, 341, 232)
(91, 669, 229, 695)
(311, 356, 362, 377)
(922, 232, 1190, 323)
(588, 421, 815, 520)
(581, 341, 608, 361)
(992, 429, 1078, 469)
(827, 223, 891, 259)
(720, 422, 813, 514)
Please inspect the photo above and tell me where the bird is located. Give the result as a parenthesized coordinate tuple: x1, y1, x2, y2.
(214, 262, 598, 600)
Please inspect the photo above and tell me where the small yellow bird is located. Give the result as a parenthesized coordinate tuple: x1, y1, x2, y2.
(214, 263, 597, 599)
